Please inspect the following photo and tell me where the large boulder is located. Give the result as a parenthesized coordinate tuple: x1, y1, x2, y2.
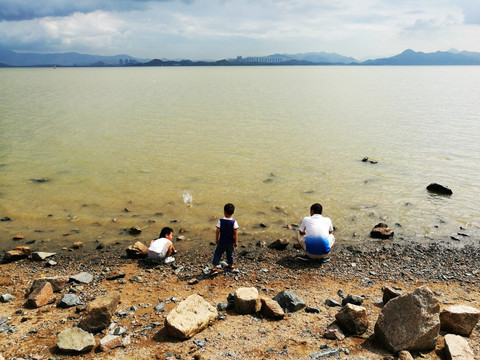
(235, 287, 261, 315)
(440, 305, 480, 336)
(57, 327, 95, 353)
(335, 303, 369, 335)
(78, 291, 121, 333)
(164, 294, 218, 340)
(374, 286, 440, 353)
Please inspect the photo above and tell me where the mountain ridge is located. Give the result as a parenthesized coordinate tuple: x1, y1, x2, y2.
(1, 48, 480, 67)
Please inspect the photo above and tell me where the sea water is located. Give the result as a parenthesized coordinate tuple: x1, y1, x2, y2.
(1, 66, 479, 252)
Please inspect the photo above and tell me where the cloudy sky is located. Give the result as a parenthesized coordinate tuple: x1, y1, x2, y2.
(0, 0, 479, 60)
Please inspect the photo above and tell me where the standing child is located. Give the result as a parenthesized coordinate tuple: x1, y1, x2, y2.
(211, 203, 239, 275)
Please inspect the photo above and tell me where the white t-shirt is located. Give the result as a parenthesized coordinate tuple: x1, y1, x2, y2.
(148, 237, 172, 258)
(299, 214, 333, 239)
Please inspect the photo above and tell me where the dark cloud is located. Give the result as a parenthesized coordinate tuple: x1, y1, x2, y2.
(0, 0, 184, 21)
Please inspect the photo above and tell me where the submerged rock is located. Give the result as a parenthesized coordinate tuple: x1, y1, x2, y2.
(426, 183, 453, 195)
(370, 223, 394, 239)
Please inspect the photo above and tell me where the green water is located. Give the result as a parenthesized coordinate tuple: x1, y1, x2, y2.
(1, 66, 479, 252)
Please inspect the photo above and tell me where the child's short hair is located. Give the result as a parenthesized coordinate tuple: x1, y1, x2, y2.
(310, 203, 323, 214)
(224, 203, 235, 216)
(159, 226, 173, 238)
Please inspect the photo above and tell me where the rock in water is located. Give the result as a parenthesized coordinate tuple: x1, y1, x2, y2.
(57, 327, 95, 353)
(370, 223, 394, 239)
(426, 183, 453, 195)
(374, 286, 440, 353)
(164, 294, 218, 339)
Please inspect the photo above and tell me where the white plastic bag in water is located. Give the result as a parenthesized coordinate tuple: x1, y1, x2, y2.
(182, 191, 193, 207)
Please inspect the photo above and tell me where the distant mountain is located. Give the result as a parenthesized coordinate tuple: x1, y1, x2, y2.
(0, 47, 148, 67)
(1, 47, 479, 67)
(272, 52, 358, 64)
(361, 49, 480, 65)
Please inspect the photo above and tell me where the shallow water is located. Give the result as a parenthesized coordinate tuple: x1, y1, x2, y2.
(1, 66, 479, 252)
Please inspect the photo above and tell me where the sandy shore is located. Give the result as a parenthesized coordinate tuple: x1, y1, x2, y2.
(0, 239, 479, 359)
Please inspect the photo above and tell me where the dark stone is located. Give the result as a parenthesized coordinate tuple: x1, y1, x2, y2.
(1, 217, 12, 221)
(30, 178, 50, 183)
(370, 223, 394, 239)
(128, 226, 142, 235)
(341, 294, 364, 306)
(268, 239, 289, 250)
(273, 291, 306, 313)
(325, 299, 342, 307)
(426, 183, 453, 195)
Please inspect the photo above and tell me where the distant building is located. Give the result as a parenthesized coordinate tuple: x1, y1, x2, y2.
(231, 56, 286, 64)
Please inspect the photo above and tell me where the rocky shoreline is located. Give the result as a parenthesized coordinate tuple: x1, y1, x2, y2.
(1, 239, 479, 359)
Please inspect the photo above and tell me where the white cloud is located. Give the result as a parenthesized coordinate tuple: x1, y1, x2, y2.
(0, 0, 479, 59)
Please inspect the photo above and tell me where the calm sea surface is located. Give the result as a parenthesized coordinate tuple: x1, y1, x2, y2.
(1, 66, 479, 252)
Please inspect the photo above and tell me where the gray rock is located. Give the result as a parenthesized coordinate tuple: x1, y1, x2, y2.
(112, 326, 127, 335)
(165, 294, 218, 340)
(217, 302, 230, 311)
(273, 290, 306, 313)
(154, 303, 165, 312)
(56, 327, 95, 353)
(374, 286, 440, 352)
(341, 294, 364, 306)
(69, 272, 94, 284)
(309, 348, 341, 359)
(32, 251, 56, 261)
(0, 294, 15, 303)
(325, 299, 342, 307)
(57, 294, 82, 308)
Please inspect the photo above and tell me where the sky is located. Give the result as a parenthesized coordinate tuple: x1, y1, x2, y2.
(0, 0, 479, 61)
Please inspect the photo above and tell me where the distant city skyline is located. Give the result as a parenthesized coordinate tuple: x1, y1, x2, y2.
(0, 0, 479, 61)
